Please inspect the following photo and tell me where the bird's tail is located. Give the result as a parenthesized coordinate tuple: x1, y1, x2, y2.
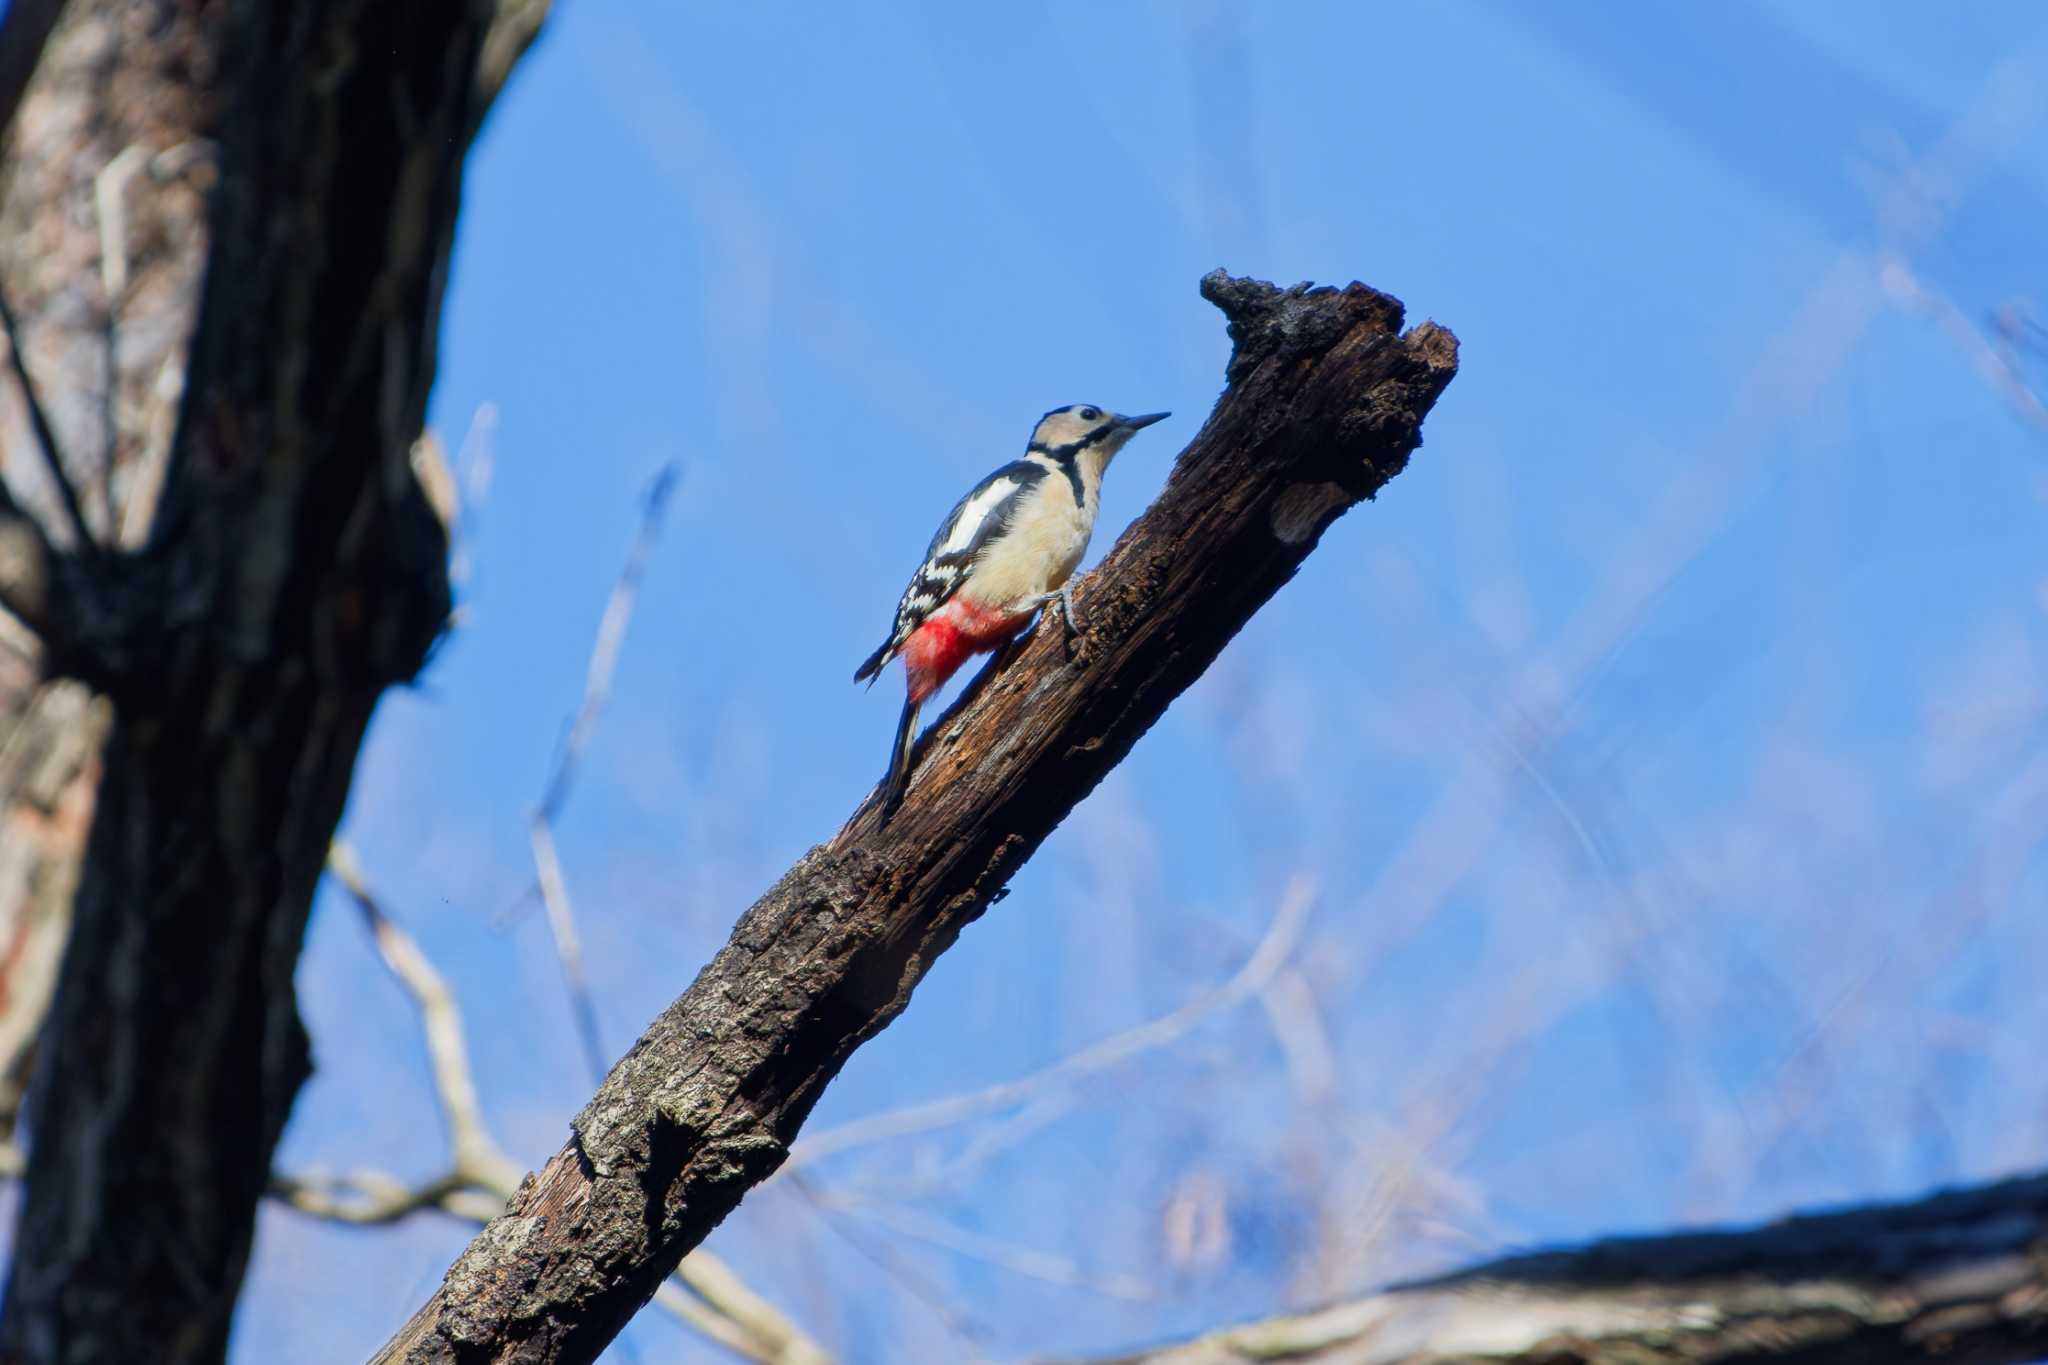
(854, 638, 895, 687)
(878, 695, 922, 823)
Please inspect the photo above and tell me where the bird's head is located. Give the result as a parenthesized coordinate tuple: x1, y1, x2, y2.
(1028, 405, 1170, 465)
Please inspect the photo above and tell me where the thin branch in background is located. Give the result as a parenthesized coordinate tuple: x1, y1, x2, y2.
(785, 876, 1314, 1175)
(325, 840, 525, 1193)
(1681, 752, 2048, 1208)
(1257, 966, 1337, 1109)
(1994, 297, 2048, 354)
(538, 462, 681, 822)
(783, 1169, 996, 1359)
(810, 1193, 1155, 1303)
(1331, 69, 2043, 1038)
(769, 880, 1315, 1343)
(524, 462, 681, 1084)
(528, 816, 605, 1086)
(0, 278, 95, 553)
(868, 1094, 1075, 1207)
(1880, 258, 2048, 431)
(447, 400, 499, 590)
(269, 1167, 489, 1227)
(314, 842, 832, 1365)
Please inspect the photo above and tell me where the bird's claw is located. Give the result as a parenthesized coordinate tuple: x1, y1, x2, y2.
(1026, 587, 1080, 648)
(1053, 586, 1080, 640)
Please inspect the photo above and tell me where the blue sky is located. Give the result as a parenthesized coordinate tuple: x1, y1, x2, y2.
(220, 2, 2048, 1359)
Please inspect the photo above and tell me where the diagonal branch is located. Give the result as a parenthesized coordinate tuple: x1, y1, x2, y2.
(373, 269, 1459, 1364)
(319, 843, 830, 1365)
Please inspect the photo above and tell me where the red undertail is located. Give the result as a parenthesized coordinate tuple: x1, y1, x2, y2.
(879, 597, 1030, 822)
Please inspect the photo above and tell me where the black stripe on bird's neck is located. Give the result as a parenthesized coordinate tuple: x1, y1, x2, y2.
(1028, 443, 1087, 505)
(1029, 432, 1113, 504)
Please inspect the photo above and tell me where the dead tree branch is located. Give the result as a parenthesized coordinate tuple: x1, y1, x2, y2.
(312, 844, 830, 1365)
(1084, 1172, 2048, 1365)
(372, 269, 1459, 1363)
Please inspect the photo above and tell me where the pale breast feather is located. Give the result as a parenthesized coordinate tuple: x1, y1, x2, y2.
(883, 461, 1047, 638)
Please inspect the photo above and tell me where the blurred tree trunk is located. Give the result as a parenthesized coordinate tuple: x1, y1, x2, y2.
(0, 2, 545, 1361)
(0, 0, 216, 1167)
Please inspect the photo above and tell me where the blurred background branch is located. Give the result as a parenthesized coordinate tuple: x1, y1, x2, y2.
(1085, 1174, 2048, 1365)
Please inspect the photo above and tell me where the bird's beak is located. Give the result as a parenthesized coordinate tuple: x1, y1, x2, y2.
(1118, 411, 1170, 431)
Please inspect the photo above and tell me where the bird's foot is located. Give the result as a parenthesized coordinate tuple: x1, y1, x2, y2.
(1025, 586, 1080, 641)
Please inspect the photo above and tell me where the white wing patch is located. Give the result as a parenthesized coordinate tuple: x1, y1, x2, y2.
(935, 475, 1025, 556)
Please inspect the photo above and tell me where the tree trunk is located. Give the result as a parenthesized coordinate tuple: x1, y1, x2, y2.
(374, 271, 1460, 1363)
(0, 1, 546, 1360)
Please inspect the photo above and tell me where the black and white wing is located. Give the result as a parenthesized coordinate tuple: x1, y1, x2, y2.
(854, 460, 1047, 683)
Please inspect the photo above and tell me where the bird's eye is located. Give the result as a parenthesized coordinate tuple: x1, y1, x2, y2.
(1079, 406, 1101, 421)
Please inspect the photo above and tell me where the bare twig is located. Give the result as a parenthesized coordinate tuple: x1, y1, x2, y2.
(1257, 966, 1337, 1108)
(528, 816, 605, 1085)
(539, 463, 680, 823)
(1880, 257, 2048, 431)
(525, 462, 680, 1083)
(783, 1174, 995, 1357)
(787, 877, 1314, 1174)
(446, 400, 499, 590)
(0, 279, 95, 553)
(809, 1193, 1154, 1302)
(269, 1168, 490, 1226)
(328, 842, 520, 1188)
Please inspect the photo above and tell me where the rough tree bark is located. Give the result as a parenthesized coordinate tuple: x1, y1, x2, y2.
(0, 1, 547, 1361)
(373, 272, 1461, 1363)
(1085, 1171, 2048, 1365)
(0, 0, 222, 1178)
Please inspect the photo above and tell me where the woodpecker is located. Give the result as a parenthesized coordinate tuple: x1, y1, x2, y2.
(855, 403, 1170, 818)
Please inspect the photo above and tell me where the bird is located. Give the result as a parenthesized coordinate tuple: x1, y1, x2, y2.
(855, 403, 1171, 820)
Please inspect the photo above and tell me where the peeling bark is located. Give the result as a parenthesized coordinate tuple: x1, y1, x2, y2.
(374, 271, 1460, 1364)
(1086, 1172, 2048, 1365)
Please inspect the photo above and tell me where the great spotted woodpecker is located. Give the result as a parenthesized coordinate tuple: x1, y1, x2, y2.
(855, 404, 1170, 818)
